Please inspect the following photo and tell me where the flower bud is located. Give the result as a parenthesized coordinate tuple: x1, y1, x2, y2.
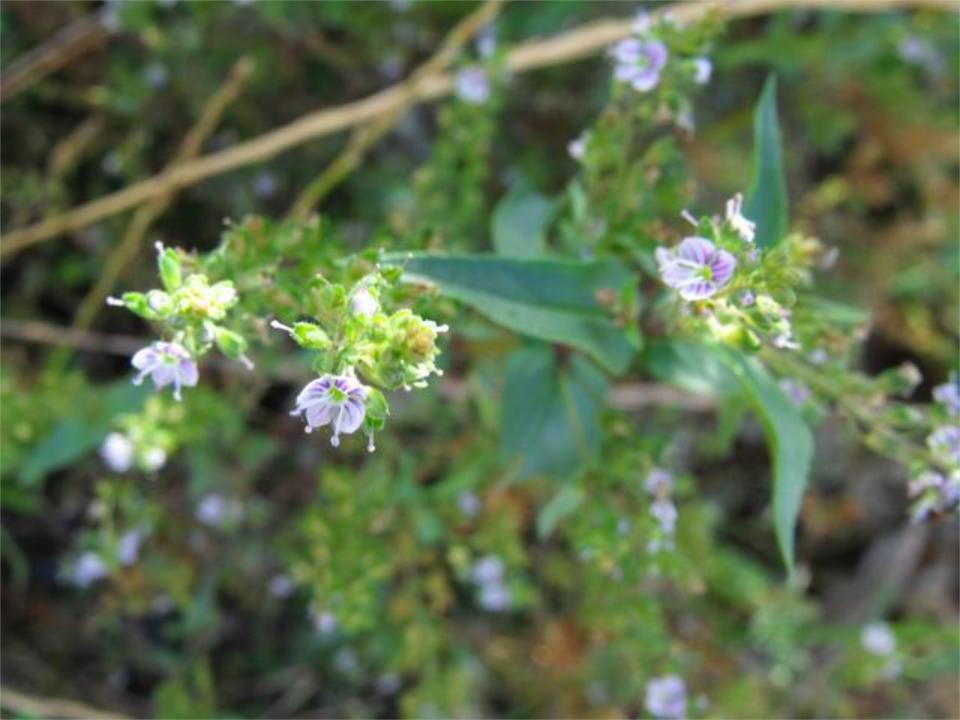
(214, 327, 248, 360)
(157, 244, 182, 291)
(292, 322, 330, 350)
(146, 289, 173, 317)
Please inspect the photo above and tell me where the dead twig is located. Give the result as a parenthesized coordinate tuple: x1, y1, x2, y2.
(0, 685, 129, 720)
(1, 0, 952, 259)
(0, 10, 112, 103)
(62, 56, 255, 355)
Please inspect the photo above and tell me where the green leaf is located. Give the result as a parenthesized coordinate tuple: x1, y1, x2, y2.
(644, 339, 738, 398)
(537, 485, 585, 539)
(19, 382, 149, 485)
(387, 253, 638, 374)
(501, 343, 607, 478)
(646, 340, 813, 571)
(715, 348, 813, 572)
(744, 74, 788, 249)
(492, 183, 554, 258)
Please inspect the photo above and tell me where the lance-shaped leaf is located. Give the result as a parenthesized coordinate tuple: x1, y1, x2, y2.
(744, 74, 788, 249)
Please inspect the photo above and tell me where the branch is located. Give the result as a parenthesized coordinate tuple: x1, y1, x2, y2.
(0, 10, 112, 103)
(0, 0, 952, 258)
(65, 57, 255, 343)
(0, 685, 129, 720)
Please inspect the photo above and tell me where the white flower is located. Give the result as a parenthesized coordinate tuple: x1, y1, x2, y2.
(350, 288, 379, 317)
(568, 132, 588, 161)
(117, 530, 143, 566)
(861, 622, 896, 656)
(70, 551, 108, 588)
(725, 192, 756, 243)
(290, 374, 367, 447)
(142, 447, 167, 472)
(645, 674, 686, 719)
(131, 341, 198, 401)
(455, 66, 490, 104)
(100, 432, 134, 473)
(693, 57, 712, 84)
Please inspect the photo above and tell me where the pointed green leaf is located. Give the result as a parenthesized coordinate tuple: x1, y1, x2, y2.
(744, 75, 788, 249)
(492, 184, 554, 258)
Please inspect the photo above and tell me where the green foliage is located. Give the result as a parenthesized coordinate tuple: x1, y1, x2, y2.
(745, 74, 789, 249)
(393, 253, 638, 373)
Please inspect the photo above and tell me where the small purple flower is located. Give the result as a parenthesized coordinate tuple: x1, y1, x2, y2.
(725, 192, 756, 243)
(645, 674, 687, 719)
(739, 290, 756, 307)
(656, 236, 736, 301)
(117, 530, 143, 566)
(131, 341, 198, 401)
(650, 499, 678, 535)
(927, 425, 960, 464)
(644, 468, 673, 497)
(908, 471, 960, 522)
(269, 574, 295, 598)
(611, 38, 668, 93)
(471, 555, 504, 585)
(310, 609, 337, 635)
(456, 66, 490, 104)
(933, 375, 960, 415)
(632, 10, 652, 35)
(70, 552, 108, 588)
(780, 378, 812, 407)
(458, 491, 481, 517)
(692, 57, 712, 85)
(808, 348, 829, 365)
(291, 374, 367, 447)
(478, 582, 511, 612)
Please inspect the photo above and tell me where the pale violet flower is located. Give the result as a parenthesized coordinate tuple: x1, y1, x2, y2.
(310, 609, 338, 635)
(933, 374, 960, 415)
(457, 491, 481, 517)
(350, 288, 379, 317)
(568, 132, 588, 161)
(645, 674, 687, 719)
(291, 374, 367, 447)
(808, 348, 829, 365)
(456, 66, 490, 104)
(676, 108, 695, 134)
(780, 378, 812, 407)
(131, 341, 198, 401)
(477, 26, 497, 58)
(908, 471, 960, 522)
(611, 38, 668, 92)
(144, 62, 169, 89)
(632, 9, 651, 35)
(117, 530, 143, 566)
(471, 555, 504, 585)
(656, 237, 736, 301)
(196, 493, 241, 527)
(252, 171, 278, 197)
(70, 551, 108, 588)
(644, 468, 673, 497)
(725, 192, 756, 243)
(861, 622, 896, 656)
(927, 425, 960, 464)
(739, 290, 756, 307)
(100, 432, 134, 473)
(269, 574, 295, 598)
(650, 499, 678, 535)
(692, 57, 712, 84)
(478, 582, 511, 612)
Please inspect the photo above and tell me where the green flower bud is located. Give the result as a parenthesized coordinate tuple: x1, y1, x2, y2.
(293, 322, 330, 350)
(117, 291, 156, 319)
(156, 244, 182, 291)
(214, 327, 248, 360)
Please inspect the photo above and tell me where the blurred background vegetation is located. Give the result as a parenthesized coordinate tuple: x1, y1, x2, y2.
(1, 1, 958, 718)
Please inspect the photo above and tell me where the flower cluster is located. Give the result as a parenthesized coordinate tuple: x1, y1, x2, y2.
(645, 674, 687, 719)
(271, 271, 446, 451)
(470, 555, 511, 612)
(908, 374, 960, 522)
(645, 468, 678, 554)
(608, 11, 713, 97)
(108, 242, 251, 401)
